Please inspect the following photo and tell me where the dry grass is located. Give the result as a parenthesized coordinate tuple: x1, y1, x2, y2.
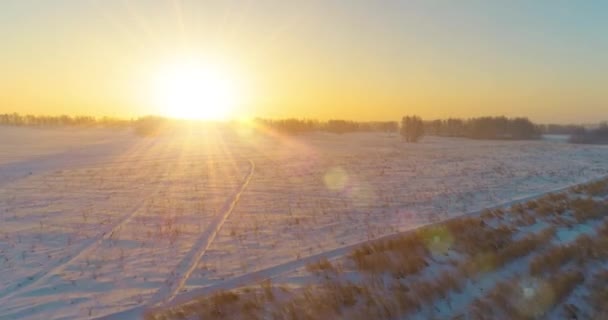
(480, 209, 495, 220)
(597, 217, 608, 236)
(458, 226, 554, 278)
(510, 203, 526, 215)
(469, 280, 519, 319)
(572, 179, 608, 196)
(528, 234, 593, 276)
(469, 270, 584, 320)
(146, 182, 608, 320)
(306, 257, 339, 277)
(548, 270, 585, 309)
(351, 249, 428, 279)
(530, 219, 608, 276)
(589, 270, 608, 318)
(444, 216, 485, 235)
(451, 224, 514, 256)
(349, 232, 429, 278)
(145, 290, 244, 320)
(529, 194, 570, 218)
(497, 226, 555, 265)
(534, 198, 561, 218)
(570, 197, 607, 222)
(515, 213, 537, 227)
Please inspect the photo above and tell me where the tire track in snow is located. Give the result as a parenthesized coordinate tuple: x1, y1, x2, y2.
(148, 159, 256, 305)
(164, 173, 608, 305)
(0, 143, 175, 303)
(101, 174, 608, 319)
(0, 196, 150, 303)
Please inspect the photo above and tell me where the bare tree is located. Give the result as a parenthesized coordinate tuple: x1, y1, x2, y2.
(400, 115, 424, 142)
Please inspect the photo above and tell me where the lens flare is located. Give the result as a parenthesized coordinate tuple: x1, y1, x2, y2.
(323, 167, 349, 191)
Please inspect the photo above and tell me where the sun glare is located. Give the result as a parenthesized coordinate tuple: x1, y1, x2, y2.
(154, 59, 240, 120)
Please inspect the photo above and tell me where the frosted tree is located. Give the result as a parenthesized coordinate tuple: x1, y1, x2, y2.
(400, 115, 424, 142)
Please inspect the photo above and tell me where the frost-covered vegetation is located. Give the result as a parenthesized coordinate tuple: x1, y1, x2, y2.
(149, 178, 608, 320)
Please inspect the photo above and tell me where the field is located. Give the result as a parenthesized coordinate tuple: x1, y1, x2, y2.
(151, 178, 608, 319)
(1, 125, 608, 319)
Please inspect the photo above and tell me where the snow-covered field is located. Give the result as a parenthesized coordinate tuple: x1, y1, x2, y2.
(153, 178, 608, 320)
(1, 126, 607, 319)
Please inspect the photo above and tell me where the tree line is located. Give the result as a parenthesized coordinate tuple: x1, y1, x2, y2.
(538, 124, 587, 135)
(424, 116, 540, 140)
(255, 116, 542, 142)
(4, 112, 605, 144)
(0, 113, 540, 141)
(254, 118, 398, 135)
(569, 122, 608, 144)
(0, 113, 130, 127)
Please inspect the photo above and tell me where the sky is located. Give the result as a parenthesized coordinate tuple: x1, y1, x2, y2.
(1, 0, 607, 123)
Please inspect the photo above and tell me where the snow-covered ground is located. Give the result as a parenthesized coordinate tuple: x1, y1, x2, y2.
(1, 126, 607, 319)
(153, 178, 608, 320)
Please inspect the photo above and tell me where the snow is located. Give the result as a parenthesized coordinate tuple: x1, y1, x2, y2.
(165, 184, 607, 320)
(1, 126, 608, 319)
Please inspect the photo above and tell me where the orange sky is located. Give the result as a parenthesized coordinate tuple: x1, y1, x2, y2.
(1, 1, 607, 123)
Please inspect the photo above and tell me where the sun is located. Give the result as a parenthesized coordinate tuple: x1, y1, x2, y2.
(153, 59, 240, 120)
